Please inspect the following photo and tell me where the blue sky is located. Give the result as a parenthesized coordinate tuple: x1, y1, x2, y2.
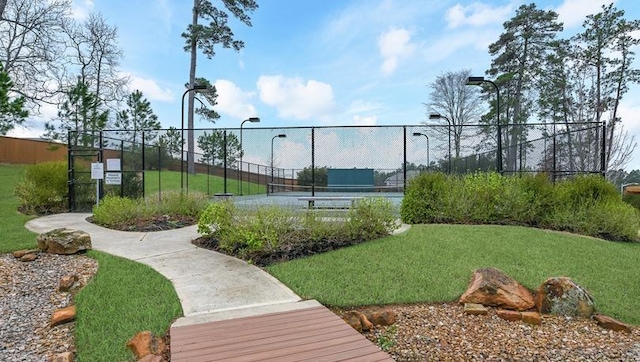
(9, 0, 640, 170)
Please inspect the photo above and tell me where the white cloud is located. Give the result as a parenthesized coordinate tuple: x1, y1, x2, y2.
(378, 27, 416, 75)
(445, 2, 514, 29)
(352, 115, 378, 126)
(423, 29, 496, 63)
(71, 0, 95, 20)
(125, 74, 174, 102)
(214, 79, 257, 120)
(555, 0, 614, 28)
(257, 75, 337, 120)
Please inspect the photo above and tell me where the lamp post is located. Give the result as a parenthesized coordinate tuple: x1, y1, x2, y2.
(239, 117, 260, 195)
(412, 132, 429, 171)
(429, 113, 452, 173)
(271, 134, 286, 192)
(181, 84, 208, 191)
(466, 76, 501, 173)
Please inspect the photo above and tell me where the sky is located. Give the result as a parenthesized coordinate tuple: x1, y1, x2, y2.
(8, 0, 640, 170)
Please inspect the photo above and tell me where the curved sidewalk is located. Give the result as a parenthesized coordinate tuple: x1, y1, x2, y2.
(25, 213, 303, 325)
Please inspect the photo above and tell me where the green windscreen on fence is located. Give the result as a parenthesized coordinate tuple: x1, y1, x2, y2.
(327, 168, 374, 191)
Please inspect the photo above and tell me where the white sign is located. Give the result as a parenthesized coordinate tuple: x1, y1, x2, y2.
(105, 172, 122, 185)
(91, 163, 104, 180)
(106, 158, 121, 171)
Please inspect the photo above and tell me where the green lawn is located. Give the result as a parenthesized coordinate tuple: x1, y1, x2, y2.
(267, 224, 640, 325)
(142, 169, 266, 196)
(0, 164, 182, 361)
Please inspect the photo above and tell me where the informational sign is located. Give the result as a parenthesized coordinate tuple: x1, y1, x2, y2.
(105, 172, 122, 185)
(91, 162, 104, 180)
(106, 158, 121, 171)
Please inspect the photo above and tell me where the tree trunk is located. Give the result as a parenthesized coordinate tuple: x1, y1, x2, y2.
(187, 0, 198, 174)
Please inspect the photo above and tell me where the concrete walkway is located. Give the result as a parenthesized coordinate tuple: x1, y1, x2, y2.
(25, 213, 303, 325)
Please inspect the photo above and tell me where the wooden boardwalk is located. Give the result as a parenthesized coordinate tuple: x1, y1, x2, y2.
(171, 306, 392, 361)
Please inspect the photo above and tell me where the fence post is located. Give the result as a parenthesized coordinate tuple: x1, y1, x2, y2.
(403, 126, 407, 193)
(158, 144, 162, 201)
(311, 127, 315, 196)
(67, 130, 74, 211)
(98, 132, 104, 201)
(120, 140, 124, 198)
(601, 121, 606, 177)
(223, 130, 228, 194)
(142, 131, 146, 198)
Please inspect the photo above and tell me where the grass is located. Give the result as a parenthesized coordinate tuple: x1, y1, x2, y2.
(267, 224, 640, 325)
(0, 164, 182, 361)
(0, 164, 37, 252)
(142, 169, 266, 196)
(75, 251, 182, 361)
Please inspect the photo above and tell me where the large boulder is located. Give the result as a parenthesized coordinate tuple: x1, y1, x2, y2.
(459, 268, 535, 311)
(535, 277, 594, 318)
(37, 228, 92, 255)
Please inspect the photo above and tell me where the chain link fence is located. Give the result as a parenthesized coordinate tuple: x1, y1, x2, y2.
(67, 122, 605, 210)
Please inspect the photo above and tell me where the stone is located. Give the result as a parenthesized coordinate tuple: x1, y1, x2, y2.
(50, 305, 76, 327)
(37, 228, 92, 255)
(459, 268, 535, 311)
(19, 253, 38, 262)
(126, 331, 166, 359)
(496, 309, 522, 322)
(593, 314, 631, 333)
(51, 352, 74, 362)
(139, 355, 163, 362)
(363, 308, 396, 326)
(521, 311, 542, 325)
(12, 249, 37, 258)
(58, 275, 78, 292)
(535, 277, 595, 318)
(342, 311, 374, 332)
(463, 303, 489, 315)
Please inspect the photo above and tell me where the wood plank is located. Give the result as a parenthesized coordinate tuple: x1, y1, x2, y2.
(171, 306, 392, 362)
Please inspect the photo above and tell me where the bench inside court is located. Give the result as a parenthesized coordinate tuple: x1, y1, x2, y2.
(298, 196, 363, 209)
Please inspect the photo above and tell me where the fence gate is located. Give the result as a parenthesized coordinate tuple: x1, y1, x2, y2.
(68, 142, 103, 212)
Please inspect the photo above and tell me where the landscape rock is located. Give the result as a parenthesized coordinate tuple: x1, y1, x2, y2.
(343, 310, 374, 332)
(126, 331, 166, 359)
(463, 303, 489, 315)
(139, 355, 163, 362)
(593, 314, 631, 333)
(496, 309, 522, 322)
(535, 277, 594, 318)
(37, 228, 92, 255)
(51, 352, 74, 362)
(12, 249, 38, 258)
(58, 275, 78, 292)
(19, 253, 38, 262)
(362, 308, 396, 326)
(521, 311, 542, 325)
(459, 268, 535, 311)
(50, 305, 76, 327)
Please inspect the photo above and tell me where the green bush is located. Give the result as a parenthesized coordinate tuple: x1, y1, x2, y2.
(92, 195, 143, 227)
(623, 194, 640, 211)
(14, 161, 68, 214)
(198, 197, 399, 260)
(149, 190, 208, 218)
(401, 172, 639, 242)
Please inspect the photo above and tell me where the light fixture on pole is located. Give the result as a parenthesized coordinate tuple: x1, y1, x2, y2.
(412, 132, 430, 171)
(429, 113, 452, 173)
(466, 76, 501, 173)
(239, 117, 260, 196)
(271, 134, 286, 192)
(181, 83, 208, 191)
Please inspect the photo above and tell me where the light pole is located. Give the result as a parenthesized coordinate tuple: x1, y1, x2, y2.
(271, 134, 286, 193)
(429, 113, 452, 173)
(466, 76, 501, 173)
(239, 117, 260, 195)
(181, 84, 207, 191)
(413, 132, 429, 171)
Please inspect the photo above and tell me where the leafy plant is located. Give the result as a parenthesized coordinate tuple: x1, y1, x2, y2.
(377, 325, 397, 352)
(14, 161, 68, 214)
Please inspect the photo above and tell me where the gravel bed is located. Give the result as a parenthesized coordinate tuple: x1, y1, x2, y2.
(362, 303, 640, 361)
(0, 253, 98, 362)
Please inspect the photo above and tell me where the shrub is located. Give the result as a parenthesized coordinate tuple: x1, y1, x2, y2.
(401, 172, 451, 224)
(149, 190, 208, 218)
(623, 194, 640, 211)
(347, 197, 397, 240)
(92, 195, 142, 227)
(14, 161, 68, 214)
